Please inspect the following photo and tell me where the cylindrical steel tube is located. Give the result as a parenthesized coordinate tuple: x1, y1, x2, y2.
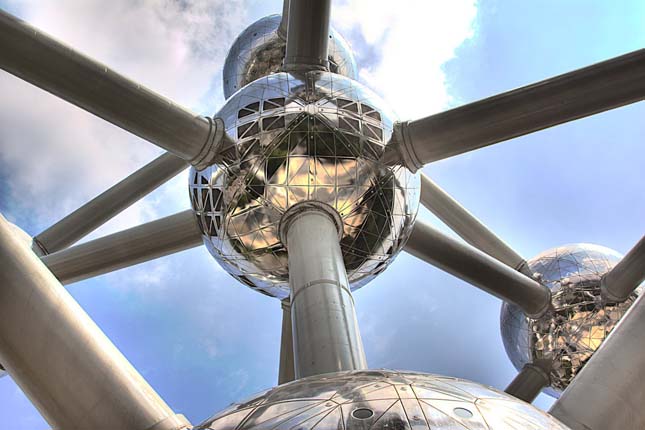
(0, 9, 221, 168)
(550, 292, 645, 430)
(42, 210, 203, 285)
(34, 153, 188, 254)
(505, 363, 551, 403)
(278, 299, 295, 385)
(405, 220, 551, 318)
(283, 205, 367, 378)
(283, 0, 331, 71)
(601, 235, 645, 302)
(0, 214, 189, 430)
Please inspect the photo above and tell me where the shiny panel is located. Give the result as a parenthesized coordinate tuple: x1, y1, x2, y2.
(196, 370, 571, 429)
(500, 243, 642, 397)
(190, 72, 420, 299)
(222, 15, 358, 99)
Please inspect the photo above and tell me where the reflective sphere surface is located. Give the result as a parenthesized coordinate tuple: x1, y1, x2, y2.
(190, 72, 420, 298)
(500, 243, 641, 397)
(222, 15, 358, 99)
(196, 370, 571, 429)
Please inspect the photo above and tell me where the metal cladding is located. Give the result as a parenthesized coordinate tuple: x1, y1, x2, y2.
(196, 370, 572, 430)
(222, 15, 358, 99)
(500, 243, 642, 397)
(190, 72, 420, 299)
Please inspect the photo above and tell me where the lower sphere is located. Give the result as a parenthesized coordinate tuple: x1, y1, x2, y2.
(196, 370, 571, 429)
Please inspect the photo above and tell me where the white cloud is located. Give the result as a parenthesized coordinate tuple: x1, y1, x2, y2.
(334, 0, 477, 119)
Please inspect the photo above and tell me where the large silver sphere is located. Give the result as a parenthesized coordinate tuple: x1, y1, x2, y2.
(500, 243, 641, 397)
(222, 15, 358, 99)
(189, 72, 420, 299)
(196, 370, 571, 429)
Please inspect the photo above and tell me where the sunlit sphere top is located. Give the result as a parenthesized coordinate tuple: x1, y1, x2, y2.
(189, 72, 419, 299)
(222, 14, 358, 99)
(196, 369, 571, 429)
(500, 243, 641, 397)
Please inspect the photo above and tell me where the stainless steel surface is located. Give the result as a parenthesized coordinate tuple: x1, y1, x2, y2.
(500, 243, 642, 397)
(505, 362, 551, 404)
(222, 14, 357, 99)
(386, 49, 645, 171)
(550, 291, 645, 430)
(284, 204, 367, 378)
(190, 71, 419, 299)
(0, 214, 190, 430)
(34, 153, 188, 254)
(405, 219, 551, 317)
(0, 9, 222, 169)
(283, 0, 332, 72)
(601, 235, 645, 302)
(196, 370, 571, 429)
(419, 173, 531, 276)
(42, 210, 202, 284)
(278, 299, 295, 385)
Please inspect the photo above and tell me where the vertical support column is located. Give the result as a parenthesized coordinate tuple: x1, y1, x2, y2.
(283, 0, 331, 71)
(278, 299, 295, 385)
(0, 215, 189, 430)
(281, 203, 367, 379)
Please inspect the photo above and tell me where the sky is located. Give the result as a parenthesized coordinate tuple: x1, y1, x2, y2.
(0, 0, 644, 428)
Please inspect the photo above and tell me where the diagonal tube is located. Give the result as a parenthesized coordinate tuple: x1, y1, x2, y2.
(505, 361, 551, 403)
(549, 292, 645, 430)
(0, 9, 223, 169)
(42, 210, 203, 284)
(283, 0, 331, 71)
(386, 49, 645, 171)
(404, 219, 551, 318)
(601, 235, 645, 302)
(419, 174, 532, 276)
(34, 152, 188, 254)
(0, 214, 190, 430)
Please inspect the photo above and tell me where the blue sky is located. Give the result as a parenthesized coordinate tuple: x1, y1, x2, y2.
(0, 0, 644, 428)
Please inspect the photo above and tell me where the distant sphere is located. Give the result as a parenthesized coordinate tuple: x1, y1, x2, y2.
(195, 370, 571, 429)
(189, 72, 419, 299)
(500, 243, 641, 397)
(222, 15, 358, 99)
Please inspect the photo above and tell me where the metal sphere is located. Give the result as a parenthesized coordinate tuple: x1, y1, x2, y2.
(196, 370, 571, 429)
(500, 243, 642, 397)
(189, 72, 420, 299)
(222, 15, 358, 99)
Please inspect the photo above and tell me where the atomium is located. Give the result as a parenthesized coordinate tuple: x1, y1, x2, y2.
(196, 370, 570, 430)
(500, 243, 642, 397)
(223, 15, 357, 99)
(189, 71, 420, 299)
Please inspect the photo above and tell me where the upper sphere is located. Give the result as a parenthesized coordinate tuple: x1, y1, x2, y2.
(222, 15, 358, 99)
(196, 370, 571, 429)
(189, 72, 420, 299)
(500, 243, 641, 397)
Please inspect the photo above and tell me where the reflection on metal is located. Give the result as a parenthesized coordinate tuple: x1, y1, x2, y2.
(0, 214, 190, 430)
(505, 362, 551, 404)
(278, 299, 295, 385)
(601, 235, 645, 302)
(222, 15, 357, 99)
(501, 243, 642, 397)
(42, 210, 202, 284)
(550, 292, 645, 430)
(196, 370, 571, 429)
(190, 72, 420, 299)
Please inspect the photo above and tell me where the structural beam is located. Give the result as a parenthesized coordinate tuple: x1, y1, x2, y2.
(278, 299, 295, 385)
(0, 9, 223, 169)
(282, 203, 367, 378)
(386, 49, 645, 171)
(550, 292, 645, 430)
(601, 235, 645, 302)
(0, 214, 190, 430)
(34, 152, 188, 254)
(283, 0, 331, 71)
(505, 362, 551, 403)
(277, 0, 290, 38)
(419, 174, 532, 276)
(405, 220, 551, 318)
(42, 210, 203, 284)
